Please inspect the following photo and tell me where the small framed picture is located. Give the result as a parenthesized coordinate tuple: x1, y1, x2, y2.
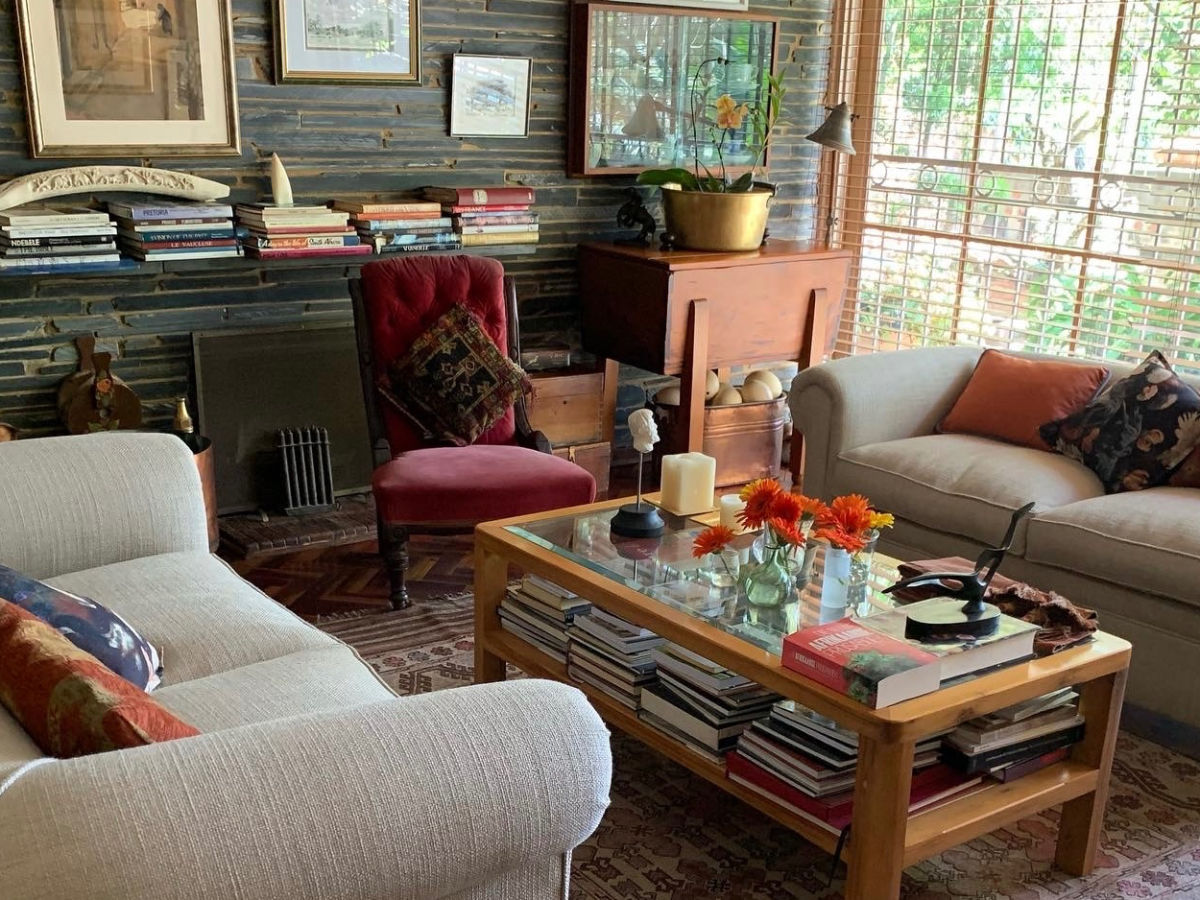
(450, 54, 532, 138)
(275, 0, 421, 84)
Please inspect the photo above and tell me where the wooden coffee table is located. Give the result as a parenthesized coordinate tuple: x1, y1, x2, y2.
(473, 497, 1131, 899)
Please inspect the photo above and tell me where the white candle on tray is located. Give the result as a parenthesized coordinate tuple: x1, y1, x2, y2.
(659, 452, 716, 516)
(719, 494, 747, 531)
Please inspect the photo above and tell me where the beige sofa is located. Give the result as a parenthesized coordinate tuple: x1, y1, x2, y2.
(790, 346, 1200, 730)
(0, 432, 612, 900)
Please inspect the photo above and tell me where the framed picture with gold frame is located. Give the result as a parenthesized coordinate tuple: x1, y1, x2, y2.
(275, 0, 421, 84)
(15, 0, 240, 158)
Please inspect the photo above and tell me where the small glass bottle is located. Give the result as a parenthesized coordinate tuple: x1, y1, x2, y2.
(171, 397, 205, 453)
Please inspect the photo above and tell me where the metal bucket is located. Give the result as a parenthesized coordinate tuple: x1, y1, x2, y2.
(652, 394, 786, 487)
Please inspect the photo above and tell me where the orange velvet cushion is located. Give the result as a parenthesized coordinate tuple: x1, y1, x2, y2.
(0, 599, 199, 758)
(939, 350, 1109, 450)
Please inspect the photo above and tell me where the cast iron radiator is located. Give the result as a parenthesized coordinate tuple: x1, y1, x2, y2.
(277, 426, 336, 515)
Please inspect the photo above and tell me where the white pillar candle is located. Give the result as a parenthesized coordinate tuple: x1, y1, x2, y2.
(719, 494, 747, 531)
(659, 452, 717, 516)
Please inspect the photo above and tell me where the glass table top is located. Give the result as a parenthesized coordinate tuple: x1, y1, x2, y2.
(506, 504, 903, 655)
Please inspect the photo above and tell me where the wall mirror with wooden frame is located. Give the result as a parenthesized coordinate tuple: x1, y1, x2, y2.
(568, 1, 777, 177)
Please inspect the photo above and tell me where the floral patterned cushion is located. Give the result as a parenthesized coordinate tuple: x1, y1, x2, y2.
(1039, 351, 1200, 493)
(0, 564, 162, 691)
(0, 600, 198, 758)
(379, 305, 530, 447)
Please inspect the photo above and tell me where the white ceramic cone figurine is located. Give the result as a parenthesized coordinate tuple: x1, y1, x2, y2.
(269, 153, 294, 206)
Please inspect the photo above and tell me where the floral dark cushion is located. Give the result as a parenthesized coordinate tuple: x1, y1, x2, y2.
(379, 305, 530, 447)
(0, 600, 197, 758)
(1039, 351, 1200, 493)
(0, 565, 162, 691)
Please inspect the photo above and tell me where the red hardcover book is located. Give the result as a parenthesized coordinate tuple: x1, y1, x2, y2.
(782, 619, 940, 708)
(425, 186, 535, 205)
(444, 203, 533, 213)
(244, 244, 372, 259)
(727, 752, 854, 826)
(728, 753, 979, 827)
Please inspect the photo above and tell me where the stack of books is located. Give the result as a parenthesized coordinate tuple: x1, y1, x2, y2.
(108, 200, 239, 262)
(423, 186, 539, 248)
(0, 205, 122, 272)
(942, 688, 1083, 778)
(567, 608, 662, 711)
(728, 701, 979, 835)
(640, 643, 780, 764)
(334, 199, 460, 254)
(236, 203, 371, 260)
(498, 575, 592, 664)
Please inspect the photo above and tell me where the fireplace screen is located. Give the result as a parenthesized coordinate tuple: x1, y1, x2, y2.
(193, 323, 373, 514)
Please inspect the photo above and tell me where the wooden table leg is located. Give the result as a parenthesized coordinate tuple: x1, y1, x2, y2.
(844, 735, 914, 900)
(473, 540, 509, 684)
(1055, 668, 1128, 875)
(799, 287, 829, 369)
(676, 297, 710, 454)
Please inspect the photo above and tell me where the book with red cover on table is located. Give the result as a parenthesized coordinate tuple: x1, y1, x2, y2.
(782, 601, 1038, 708)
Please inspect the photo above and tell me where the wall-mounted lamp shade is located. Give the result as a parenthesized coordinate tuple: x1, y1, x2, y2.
(806, 102, 856, 155)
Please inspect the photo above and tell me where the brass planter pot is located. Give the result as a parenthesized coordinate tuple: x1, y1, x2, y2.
(661, 184, 773, 252)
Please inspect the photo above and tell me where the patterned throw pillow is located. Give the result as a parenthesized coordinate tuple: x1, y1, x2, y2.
(1040, 351, 1200, 493)
(0, 600, 199, 758)
(379, 305, 531, 446)
(0, 565, 162, 691)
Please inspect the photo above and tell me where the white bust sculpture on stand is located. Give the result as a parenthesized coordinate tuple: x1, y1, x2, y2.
(628, 408, 659, 454)
(610, 408, 665, 538)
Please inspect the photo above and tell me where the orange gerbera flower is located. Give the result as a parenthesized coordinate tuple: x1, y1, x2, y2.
(814, 526, 869, 553)
(798, 495, 828, 519)
(767, 490, 804, 524)
(818, 493, 874, 537)
(738, 478, 782, 529)
(693, 525, 736, 558)
(767, 516, 806, 547)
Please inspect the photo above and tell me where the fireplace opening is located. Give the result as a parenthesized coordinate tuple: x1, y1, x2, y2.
(193, 323, 374, 515)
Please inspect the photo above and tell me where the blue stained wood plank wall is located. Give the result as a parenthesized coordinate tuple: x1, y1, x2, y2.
(0, 0, 832, 437)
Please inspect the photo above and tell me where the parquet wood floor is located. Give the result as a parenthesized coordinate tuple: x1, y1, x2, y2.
(229, 534, 476, 620)
(226, 464, 660, 620)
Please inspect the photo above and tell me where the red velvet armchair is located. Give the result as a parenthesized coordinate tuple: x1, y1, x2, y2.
(350, 255, 597, 608)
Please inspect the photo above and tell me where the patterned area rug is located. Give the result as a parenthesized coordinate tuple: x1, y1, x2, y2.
(319, 597, 1200, 899)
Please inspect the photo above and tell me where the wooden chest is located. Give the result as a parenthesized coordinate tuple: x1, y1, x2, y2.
(527, 368, 607, 446)
(552, 441, 611, 496)
(527, 366, 612, 496)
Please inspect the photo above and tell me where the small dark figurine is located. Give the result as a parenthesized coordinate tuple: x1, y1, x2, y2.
(616, 188, 656, 245)
(157, 3, 173, 35)
(884, 502, 1035, 640)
